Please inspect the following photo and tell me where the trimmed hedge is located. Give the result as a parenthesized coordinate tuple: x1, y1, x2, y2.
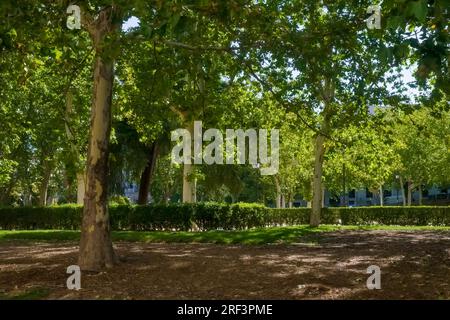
(0, 204, 449, 231)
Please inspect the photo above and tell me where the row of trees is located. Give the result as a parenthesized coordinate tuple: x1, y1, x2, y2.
(1, 0, 448, 270)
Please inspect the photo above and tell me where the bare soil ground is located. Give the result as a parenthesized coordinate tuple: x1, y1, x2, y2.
(0, 230, 449, 299)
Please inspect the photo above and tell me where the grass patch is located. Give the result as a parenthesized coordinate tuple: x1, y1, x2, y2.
(0, 225, 449, 245)
(0, 288, 50, 300)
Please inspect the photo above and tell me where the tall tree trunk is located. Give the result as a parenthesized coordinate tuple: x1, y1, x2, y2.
(137, 142, 159, 205)
(311, 131, 326, 226)
(38, 162, 52, 206)
(379, 184, 384, 206)
(182, 163, 196, 203)
(274, 176, 282, 208)
(311, 85, 333, 226)
(78, 7, 121, 269)
(407, 179, 413, 206)
(182, 122, 196, 203)
(79, 53, 117, 271)
(399, 176, 406, 206)
(321, 186, 326, 208)
(76, 172, 86, 205)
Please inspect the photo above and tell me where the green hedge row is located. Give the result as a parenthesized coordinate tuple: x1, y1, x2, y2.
(0, 204, 449, 231)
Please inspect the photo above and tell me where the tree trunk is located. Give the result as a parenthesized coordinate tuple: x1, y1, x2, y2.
(78, 53, 117, 271)
(274, 176, 281, 208)
(182, 122, 196, 203)
(287, 193, 293, 208)
(76, 172, 86, 205)
(288, 194, 293, 208)
(379, 185, 384, 206)
(321, 186, 326, 208)
(407, 180, 413, 206)
(399, 176, 406, 206)
(78, 6, 122, 271)
(182, 163, 196, 203)
(310, 132, 326, 227)
(137, 142, 159, 205)
(38, 163, 52, 206)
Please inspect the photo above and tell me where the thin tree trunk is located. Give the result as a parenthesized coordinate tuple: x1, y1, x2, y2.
(76, 172, 86, 205)
(182, 163, 196, 203)
(399, 176, 406, 206)
(311, 75, 334, 226)
(311, 131, 326, 227)
(182, 123, 196, 203)
(274, 176, 281, 208)
(163, 189, 171, 204)
(78, 16, 119, 270)
(137, 142, 159, 205)
(288, 193, 293, 208)
(407, 179, 413, 206)
(379, 185, 384, 206)
(321, 186, 326, 208)
(287, 193, 293, 208)
(38, 162, 52, 206)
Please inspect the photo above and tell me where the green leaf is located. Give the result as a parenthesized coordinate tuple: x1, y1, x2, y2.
(409, 0, 428, 22)
(169, 13, 181, 30)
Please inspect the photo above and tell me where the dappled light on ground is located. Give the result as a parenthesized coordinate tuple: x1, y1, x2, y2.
(0, 230, 448, 299)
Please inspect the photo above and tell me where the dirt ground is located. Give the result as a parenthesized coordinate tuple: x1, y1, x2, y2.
(0, 230, 449, 299)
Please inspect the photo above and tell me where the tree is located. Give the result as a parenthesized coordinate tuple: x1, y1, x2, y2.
(226, 0, 405, 225)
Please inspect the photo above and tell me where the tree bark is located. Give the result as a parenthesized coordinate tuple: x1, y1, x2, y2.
(78, 7, 121, 269)
(287, 193, 293, 208)
(137, 142, 159, 205)
(281, 194, 285, 208)
(310, 76, 333, 227)
(182, 162, 196, 203)
(76, 172, 86, 205)
(78, 54, 117, 271)
(274, 176, 282, 208)
(321, 186, 326, 208)
(182, 123, 196, 203)
(399, 176, 406, 206)
(379, 184, 384, 206)
(407, 179, 414, 206)
(310, 131, 326, 227)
